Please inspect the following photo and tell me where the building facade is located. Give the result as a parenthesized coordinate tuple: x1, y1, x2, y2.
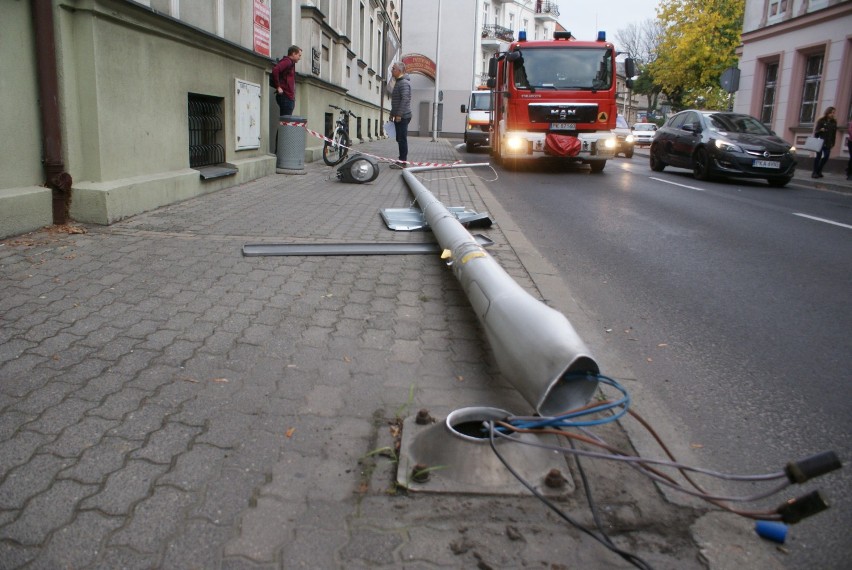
(0, 0, 402, 240)
(400, 0, 561, 138)
(734, 0, 852, 172)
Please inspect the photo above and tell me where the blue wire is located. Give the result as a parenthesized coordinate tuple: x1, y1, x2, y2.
(508, 373, 631, 429)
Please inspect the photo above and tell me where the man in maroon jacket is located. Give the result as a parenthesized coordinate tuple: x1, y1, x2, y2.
(272, 45, 302, 117)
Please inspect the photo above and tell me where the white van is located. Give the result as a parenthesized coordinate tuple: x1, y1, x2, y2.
(460, 89, 492, 152)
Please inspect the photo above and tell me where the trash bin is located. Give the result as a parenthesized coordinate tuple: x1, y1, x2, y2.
(276, 115, 307, 175)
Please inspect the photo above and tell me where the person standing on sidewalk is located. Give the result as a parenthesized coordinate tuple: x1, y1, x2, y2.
(273, 45, 302, 117)
(811, 106, 837, 178)
(388, 62, 412, 168)
(846, 117, 852, 180)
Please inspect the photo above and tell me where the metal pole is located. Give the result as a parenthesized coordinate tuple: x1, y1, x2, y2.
(431, 0, 442, 142)
(402, 165, 600, 415)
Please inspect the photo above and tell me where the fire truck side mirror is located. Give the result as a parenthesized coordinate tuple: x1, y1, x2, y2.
(624, 57, 636, 79)
(487, 57, 498, 79)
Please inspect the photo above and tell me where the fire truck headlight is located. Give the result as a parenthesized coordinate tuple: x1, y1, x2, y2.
(603, 137, 617, 149)
(506, 136, 526, 151)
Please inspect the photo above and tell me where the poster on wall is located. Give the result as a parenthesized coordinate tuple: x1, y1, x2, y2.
(253, 0, 271, 57)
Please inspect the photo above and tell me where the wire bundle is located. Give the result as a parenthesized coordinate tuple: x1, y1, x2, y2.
(482, 373, 841, 569)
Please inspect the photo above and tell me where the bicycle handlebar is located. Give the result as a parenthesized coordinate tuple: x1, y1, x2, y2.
(329, 104, 358, 118)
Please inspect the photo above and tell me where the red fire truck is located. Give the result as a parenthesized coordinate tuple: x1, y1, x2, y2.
(486, 31, 634, 172)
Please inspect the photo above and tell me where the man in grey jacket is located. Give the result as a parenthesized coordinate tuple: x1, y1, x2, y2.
(388, 62, 412, 168)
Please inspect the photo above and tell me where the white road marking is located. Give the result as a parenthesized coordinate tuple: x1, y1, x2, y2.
(649, 177, 705, 192)
(793, 213, 852, 230)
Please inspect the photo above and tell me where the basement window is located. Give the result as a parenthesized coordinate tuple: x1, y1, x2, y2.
(188, 93, 237, 179)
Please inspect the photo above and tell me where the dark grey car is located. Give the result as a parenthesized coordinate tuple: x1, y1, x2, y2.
(650, 110, 797, 187)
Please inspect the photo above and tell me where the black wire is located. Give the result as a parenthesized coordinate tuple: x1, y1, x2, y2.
(486, 422, 654, 570)
(568, 434, 618, 547)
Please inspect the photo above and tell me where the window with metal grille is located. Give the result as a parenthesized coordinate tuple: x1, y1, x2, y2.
(799, 53, 823, 125)
(760, 62, 778, 125)
(357, 116, 363, 141)
(188, 94, 225, 168)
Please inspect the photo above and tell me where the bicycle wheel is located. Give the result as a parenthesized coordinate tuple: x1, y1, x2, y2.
(322, 131, 351, 166)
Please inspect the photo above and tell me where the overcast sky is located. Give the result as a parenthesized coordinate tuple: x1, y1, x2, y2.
(554, 0, 661, 43)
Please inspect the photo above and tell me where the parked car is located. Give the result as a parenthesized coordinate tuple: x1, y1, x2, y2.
(631, 122, 658, 147)
(613, 114, 634, 158)
(649, 110, 796, 187)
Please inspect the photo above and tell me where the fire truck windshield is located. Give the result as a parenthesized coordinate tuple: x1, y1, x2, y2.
(512, 47, 613, 91)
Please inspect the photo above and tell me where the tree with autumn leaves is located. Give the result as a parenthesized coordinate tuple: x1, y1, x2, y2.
(645, 0, 744, 112)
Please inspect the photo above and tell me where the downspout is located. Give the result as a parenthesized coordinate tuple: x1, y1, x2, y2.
(32, 0, 72, 224)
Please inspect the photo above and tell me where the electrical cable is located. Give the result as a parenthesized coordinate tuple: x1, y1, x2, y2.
(486, 421, 655, 570)
(491, 427, 787, 517)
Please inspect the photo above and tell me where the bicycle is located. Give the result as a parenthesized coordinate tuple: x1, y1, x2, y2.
(322, 105, 358, 166)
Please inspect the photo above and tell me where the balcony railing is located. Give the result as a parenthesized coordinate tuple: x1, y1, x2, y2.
(535, 1, 560, 18)
(482, 24, 515, 43)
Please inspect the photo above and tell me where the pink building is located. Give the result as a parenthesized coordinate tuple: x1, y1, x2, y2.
(735, 0, 852, 173)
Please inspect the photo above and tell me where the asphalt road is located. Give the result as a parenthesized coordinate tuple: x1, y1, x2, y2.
(457, 142, 852, 569)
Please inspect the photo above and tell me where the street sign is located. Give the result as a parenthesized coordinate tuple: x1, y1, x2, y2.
(721, 67, 740, 93)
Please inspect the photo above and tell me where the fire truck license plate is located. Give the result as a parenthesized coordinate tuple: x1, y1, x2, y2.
(550, 123, 576, 131)
(752, 160, 780, 169)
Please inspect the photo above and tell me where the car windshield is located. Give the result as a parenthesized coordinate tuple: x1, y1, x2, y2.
(633, 124, 655, 131)
(512, 47, 613, 90)
(707, 114, 772, 135)
(470, 92, 491, 111)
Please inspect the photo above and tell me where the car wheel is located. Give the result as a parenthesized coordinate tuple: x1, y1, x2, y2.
(650, 144, 666, 172)
(693, 148, 711, 181)
(466, 142, 475, 153)
(767, 176, 792, 188)
(625, 148, 634, 159)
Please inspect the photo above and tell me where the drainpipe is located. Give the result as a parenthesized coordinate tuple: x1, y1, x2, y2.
(32, 0, 72, 224)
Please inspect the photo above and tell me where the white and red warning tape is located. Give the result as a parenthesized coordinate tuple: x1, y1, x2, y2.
(280, 120, 462, 168)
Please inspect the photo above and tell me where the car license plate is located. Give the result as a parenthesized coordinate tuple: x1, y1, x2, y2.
(551, 123, 576, 131)
(753, 160, 780, 169)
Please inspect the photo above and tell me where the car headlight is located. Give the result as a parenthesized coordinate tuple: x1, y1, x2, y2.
(714, 139, 743, 153)
(603, 137, 617, 149)
(625, 135, 634, 143)
(789, 146, 797, 155)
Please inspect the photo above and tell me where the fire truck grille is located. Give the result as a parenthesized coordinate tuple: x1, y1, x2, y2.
(528, 103, 599, 124)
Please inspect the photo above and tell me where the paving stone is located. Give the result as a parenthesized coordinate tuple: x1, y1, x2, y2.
(80, 459, 169, 516)
(0, 540, 39, 569)
(40, 416, 118, 458)
(0, 479, 97, 546)
(28, 511, 123, 570)
(89, 546, 161, 570)
(108, 486, 195, 554)
(58, 436, 140, 485)
(0, 453, 71, 510)
(0, 431, 54, 480)
(129, 422, 203, 464)
(338, 528, 405, 566)
(223, 496, 295, 563)
(9, 382, 78, 417)
(161, 518, 232, 570)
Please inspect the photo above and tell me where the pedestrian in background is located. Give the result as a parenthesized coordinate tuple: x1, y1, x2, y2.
(811, 106, 837, 178)
(388, 62, 412, 169)
(273, 45, 302, 117)
(846, 116, 852, 180)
